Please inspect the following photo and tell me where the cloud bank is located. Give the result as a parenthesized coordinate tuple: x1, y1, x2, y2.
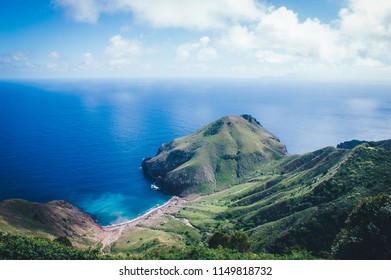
(37, 0, 391, 78)
(53, 0, 265, 28)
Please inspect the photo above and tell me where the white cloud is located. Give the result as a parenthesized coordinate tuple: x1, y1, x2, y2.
(218, 1, 391, 72)
(105, 35, 142, 67)
(42, 0, 391, 79)
(53, 0, 265, 28)
(257, 8, 342, 62)
(177, 36, 217, 62)
(339, 0, 391, 39)
(118, 0, 264, 29)
(219, 25, 258, 52)
(220, 7, 343, 65)
(53, 0, 391, 73)
(339, 0, 391, 64)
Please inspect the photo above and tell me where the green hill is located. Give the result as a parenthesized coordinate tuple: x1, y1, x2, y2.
(170, 140, 391, 258)
(142, 115, 287, 196)
(1, 115, 390, 259)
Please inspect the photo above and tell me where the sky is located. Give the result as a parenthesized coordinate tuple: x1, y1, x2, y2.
(1, 0, 391, 80)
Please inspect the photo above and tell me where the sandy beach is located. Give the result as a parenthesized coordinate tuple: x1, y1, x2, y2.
(98, 196, 187, 250)
(103, 196, 181, 228)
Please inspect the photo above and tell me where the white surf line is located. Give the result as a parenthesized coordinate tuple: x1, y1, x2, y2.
(102, 196, 179, 229)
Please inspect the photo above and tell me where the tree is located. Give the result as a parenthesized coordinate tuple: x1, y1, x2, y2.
(229, 231, 251, 253)
(208, 232, 230, 249)
(332, 193, 391, 259)
(208, 231, 251, 253)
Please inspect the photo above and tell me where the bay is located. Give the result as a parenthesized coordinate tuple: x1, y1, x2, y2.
(0, 79, 390, 225)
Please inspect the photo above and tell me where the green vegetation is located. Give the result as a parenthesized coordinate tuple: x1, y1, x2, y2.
(138, 245, 317, 260)
(208, 231, 251, 253)
(112, 138, 391, 259)
(0, 231, 317, 260)
(142, 115, 287, 196)
(53, 236, 73, 247)
(337, 140, 368, 149)
(1, 116, 390, 260)
(332, 193, 391, 259)
(203, 119, 225, 137)
(142, 140, 390, 259)
(0, 232, 105, 260)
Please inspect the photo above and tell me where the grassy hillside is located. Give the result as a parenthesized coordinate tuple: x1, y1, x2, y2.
(166, 141, 391, 258)
(110, 140, 390, 259)
(142, 115, 287, 196)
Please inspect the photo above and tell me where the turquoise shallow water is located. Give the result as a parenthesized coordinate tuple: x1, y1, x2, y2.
(0, 79, 390, 225)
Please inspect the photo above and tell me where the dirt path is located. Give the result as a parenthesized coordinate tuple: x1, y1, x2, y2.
(100, 225, 127, 252)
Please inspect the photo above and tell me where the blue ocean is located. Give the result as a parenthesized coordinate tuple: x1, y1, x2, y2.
(0, 79, 390, 225)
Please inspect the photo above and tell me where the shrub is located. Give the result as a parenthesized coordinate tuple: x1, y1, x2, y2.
(208, 231, 251, 253)
(332, 193, 391, 259)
